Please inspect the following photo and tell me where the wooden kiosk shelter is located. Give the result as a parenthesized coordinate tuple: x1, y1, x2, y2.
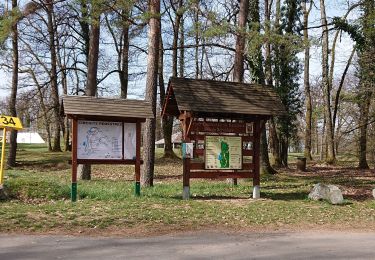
(162, 77, 285, 199)
(62, 95, 153, 201)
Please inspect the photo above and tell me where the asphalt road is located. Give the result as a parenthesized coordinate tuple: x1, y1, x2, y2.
(1, 231, 375, 259)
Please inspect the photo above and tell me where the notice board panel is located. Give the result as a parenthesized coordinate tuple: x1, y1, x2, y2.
(77, 120, 123, 160)
(205, 136, 242, 170)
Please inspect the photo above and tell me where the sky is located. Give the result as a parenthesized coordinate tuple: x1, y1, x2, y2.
(308, 0, 359, 79)
(0, 0, 360, 100)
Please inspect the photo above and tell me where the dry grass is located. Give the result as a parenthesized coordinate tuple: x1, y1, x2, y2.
(1, 145, 375, 236)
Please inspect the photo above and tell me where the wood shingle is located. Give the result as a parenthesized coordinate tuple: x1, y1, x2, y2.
(163, 77, 286, 118)
(62, 95, 153, 120)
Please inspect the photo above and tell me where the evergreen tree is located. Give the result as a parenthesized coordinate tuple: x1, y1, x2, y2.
(272, 0, 303, 167)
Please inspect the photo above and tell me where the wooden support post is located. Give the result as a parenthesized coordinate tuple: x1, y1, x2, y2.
(135, 121, 141, 196)
(183, 157, 190, 199)
(0, 128, 7, 186)
(71, 118, 78, 202)
(182, 115, 191, 199)
(253, 120, 261, 198)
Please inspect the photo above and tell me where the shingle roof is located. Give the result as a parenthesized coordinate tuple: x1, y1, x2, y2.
(62, 95, 153, 119)
(163, 77, 286, 118)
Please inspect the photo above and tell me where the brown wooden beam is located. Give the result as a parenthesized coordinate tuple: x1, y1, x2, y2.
(135, 120, 141, 196)
(190, 162, 254, 170)
(71, 118, 78, 202)
(74, 159, 143, 165)
(190, 171, 253, 179)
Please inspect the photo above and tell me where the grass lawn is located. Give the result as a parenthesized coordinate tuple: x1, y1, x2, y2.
(0, 144, 375, 236)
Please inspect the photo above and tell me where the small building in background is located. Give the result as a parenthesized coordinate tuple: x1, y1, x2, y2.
(16, 132, 45, 144)
(155, 132, 182, 149)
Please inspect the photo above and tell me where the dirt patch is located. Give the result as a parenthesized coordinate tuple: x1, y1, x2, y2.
(283, 164, 375, 201)
(4, 221, 375, 238)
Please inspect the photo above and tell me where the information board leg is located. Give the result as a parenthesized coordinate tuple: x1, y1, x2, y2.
(253, 185, 260, 199)
(135, 181, 141, 196)
(183, 186, 190, 200)
(182, 157, 190, 200)
(252, 120, 261, 199)
(0, 128, 7, 185)
(71, 118, 78, 202)
(71, 182, 77, 202)
(135, 121, 141, 197)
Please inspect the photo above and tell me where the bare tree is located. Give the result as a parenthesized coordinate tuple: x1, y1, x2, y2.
(232, 0, 249, 83)
(268, 0, 282, 168)
(7, 0, 19, 167)
(302, 0, 313, 161)
(358, 0, 374, 169)
(142, 0, 161, 187)
(320, 0, 336, 164)
(230, 0, 249, 183)
(261, 0, 277, 174)
(79, 1, 102, 180)
(160, 0, 184, 158)
(46, 0, 62, 152)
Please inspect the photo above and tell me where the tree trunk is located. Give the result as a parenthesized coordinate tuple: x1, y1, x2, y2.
(171, 0, 183, 78)
(320, 117, 326, 161)
(261, 125, 277, 174)
(280, 136, 288, 167)
(320, 0, 335, 164)
(86, 21, 100, 96)
(243, 0, 273, 174)
(142, 0, 160, 187)
(268, 0, 283, 168)
(61, 67, 70, 152)
(46, 0, 61, 152)
(194, 1, 199, 79)
(79, 3, 101, 180)
(229, 0, 250, 183)
(233, 0, 249, 82)
(314, 116, 319, 155)
(158, 19, 175, 159)
(179, 16, 185, 77)
(269, 118, 282, 167)
(7, 0, 19, 168)
(357, 0, 374, 169)
(54, 10, 70, 152)
(333, 48, 356, 130)
(302, 1, 313, 161)
(162, 0, 183, 158)
(120, 7, 130, 99)
(79, 0, 90, 65)
(264, 0, 272, 86)
(38, 90, 53, 152)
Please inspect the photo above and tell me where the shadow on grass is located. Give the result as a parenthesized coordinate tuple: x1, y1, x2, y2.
(190, 195, 250, 200)
(261, 191, 308, 201)
(156, 174, 182, 180)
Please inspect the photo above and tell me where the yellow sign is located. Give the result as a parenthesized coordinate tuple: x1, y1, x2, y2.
(0, 115, 23, 130)
(0, 115, 22, 185)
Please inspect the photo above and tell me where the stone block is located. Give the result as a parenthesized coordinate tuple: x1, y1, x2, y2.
(308, 183, 344, 205)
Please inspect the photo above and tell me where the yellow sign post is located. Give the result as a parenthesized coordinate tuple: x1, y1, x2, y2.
(0, 115, 23, 186)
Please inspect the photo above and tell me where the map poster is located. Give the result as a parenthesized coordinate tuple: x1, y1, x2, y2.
(77, 120, 123, 160)
(205, 136, 242, 170)
(123, 123, 136, 159)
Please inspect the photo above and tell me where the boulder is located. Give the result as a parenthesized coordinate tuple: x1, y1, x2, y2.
(308, 183, 344, 205)
(373, 189, 375, 199)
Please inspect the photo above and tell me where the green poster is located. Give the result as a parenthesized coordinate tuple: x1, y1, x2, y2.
(205, 136, 242, 170)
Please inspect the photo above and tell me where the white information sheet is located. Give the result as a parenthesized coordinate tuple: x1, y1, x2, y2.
(77, 120, 123, 160)
(123, 123, 136, 159)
